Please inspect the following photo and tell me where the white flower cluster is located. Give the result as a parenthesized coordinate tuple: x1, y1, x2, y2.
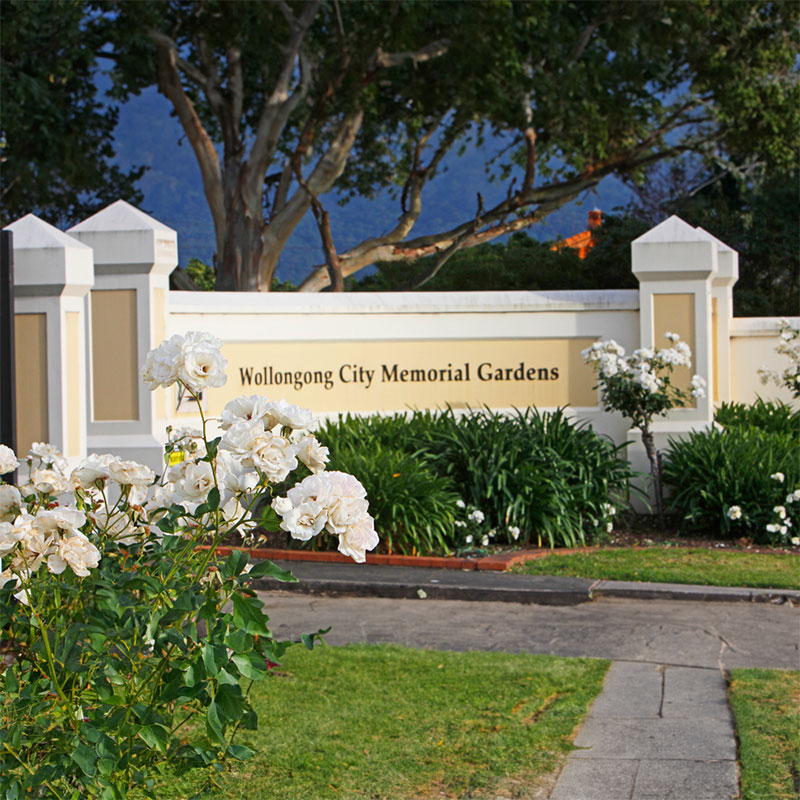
(758, 320, 800, 398)
(0, 501, 100, 603)
(582, 333, 704, 398)
(141, 331, 228, 392)
(271, 471, 378, 562)
(765, 484, 800, 540)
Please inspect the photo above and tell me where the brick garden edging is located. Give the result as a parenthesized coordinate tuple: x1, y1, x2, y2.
(206, 545, 597, 571)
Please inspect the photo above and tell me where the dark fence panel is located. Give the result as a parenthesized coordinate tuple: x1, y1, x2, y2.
(1, 230, 17, 468)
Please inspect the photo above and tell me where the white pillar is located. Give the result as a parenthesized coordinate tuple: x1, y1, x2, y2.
(4, 214, 94, 469)
(627, 215, 724, 502)
(68, 200, 176, 472)
(698, 227, 738, 405)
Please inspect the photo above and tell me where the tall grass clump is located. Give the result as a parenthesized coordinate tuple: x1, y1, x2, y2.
(664, 426, 800, 542)
(714, 398, 800, 438)
(317, 408, 633, 552)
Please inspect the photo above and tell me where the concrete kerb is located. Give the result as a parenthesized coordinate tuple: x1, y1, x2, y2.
(247, 558, 800, 606)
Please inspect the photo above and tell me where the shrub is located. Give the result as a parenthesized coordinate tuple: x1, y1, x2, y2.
(714, 398, 800, 438)
(318, 408, 633, 551)
(663, 426, 800, 542)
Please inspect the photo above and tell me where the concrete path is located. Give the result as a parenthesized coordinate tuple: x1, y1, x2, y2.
(258, 590, 799, 800)
(550, 662, 738, 799)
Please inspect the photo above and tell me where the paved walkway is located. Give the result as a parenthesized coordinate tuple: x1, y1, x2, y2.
(257, 562, 799, 799)
(550, 662, 737, 799)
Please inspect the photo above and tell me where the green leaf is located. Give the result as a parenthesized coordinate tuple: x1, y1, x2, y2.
(205, 701, 225, 745)
(246, 559, 298, 582)
(207, 486, 220, 511)
(224, 628, 253, 654)
(137, 724, 169, 753)
(4, 667, 19, 694)
(226, 744, 255, 761)
(221, 549, 249, 579)
(203, 437, 221, 462)
(231, 593, 270, 636)
(301, 627, 331, 651)
(232, 652, 269, 680)
(71, 741, 96, 777)
(202, 643, 222, 677)
(215, 683, 244, 722)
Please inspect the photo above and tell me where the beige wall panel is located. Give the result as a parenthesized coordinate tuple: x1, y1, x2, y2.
(65, 312, 81, 456)
(14, 313, 48, 455)
(711, 297, 719, 403)
(199, 338, 598, 416)
(731, 335, 799, 407)
(153, 288, 167, 419)
(91, 289, 139, 420)
(653, 293, 695, 395)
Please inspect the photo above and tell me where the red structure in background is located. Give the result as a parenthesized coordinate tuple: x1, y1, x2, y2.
(552, 209, 602, 259)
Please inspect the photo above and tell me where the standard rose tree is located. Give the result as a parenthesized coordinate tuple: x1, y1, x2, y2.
(0, 331, 377, 798)
(583, 333, 706, 524)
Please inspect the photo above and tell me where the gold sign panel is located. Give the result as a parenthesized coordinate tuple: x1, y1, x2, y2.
(203, 338, 598, 415)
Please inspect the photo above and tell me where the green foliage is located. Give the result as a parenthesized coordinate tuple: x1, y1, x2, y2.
(715, 398, 800, 438)
(663, 427, 800, 542)
(185, 257, 216, 290)
(318, 408, 633, 551)
(323, 441, 459, 556)
(0, 0, 144, 227)
(97, 0, 799, 290)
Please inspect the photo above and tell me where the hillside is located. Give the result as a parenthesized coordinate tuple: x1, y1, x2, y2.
(112, 87, 632, 285)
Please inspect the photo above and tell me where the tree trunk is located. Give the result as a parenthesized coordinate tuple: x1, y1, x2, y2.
(215, 205, 267, 291)
(640, 426, 664, 527)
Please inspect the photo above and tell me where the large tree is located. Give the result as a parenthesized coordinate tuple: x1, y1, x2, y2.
(0, 0, 144, 228)
(99, 0, 798, 291)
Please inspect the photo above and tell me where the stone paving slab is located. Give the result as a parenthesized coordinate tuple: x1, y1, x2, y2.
(570, 715, 736, 761)
(587, 662, 662, 718)
(662, 666, 733, 722)
(631, 759, 738, 800)
(549, 759, 638, 799)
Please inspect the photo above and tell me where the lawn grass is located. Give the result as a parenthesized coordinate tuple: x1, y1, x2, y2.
(512, 547, 800, 589)
(149, 644, 609, 800)
(728, 669, 800, 800)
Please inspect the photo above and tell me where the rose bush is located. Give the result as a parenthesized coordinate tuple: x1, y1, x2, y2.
(583, 332, 706, 522)
(0, 332, 376, 799)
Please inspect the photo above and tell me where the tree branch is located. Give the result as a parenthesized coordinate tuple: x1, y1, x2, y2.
(149, 29, 225, 255)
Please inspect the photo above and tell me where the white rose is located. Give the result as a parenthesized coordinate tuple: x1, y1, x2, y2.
(29, 468, 71, 495)
(251, 433, 298, 483)
(168, 460, 215, 505)
(222, 419, 264, 458)
(337, 516, 378, 563)
(0, 520, 25, 556)
(33, 506, 86, 538)
(141, 335, 182, 389)
(771, 472, 785, 483)
(272, 496, 293, 515)
(47, 532, 101, 577)
(263, 399, 315, 432)
(220, 395, 274, 431)
(295, 435, 329, 474)
(28, 442, 67, 471)
(0, 444, 20, 475)
(0, 484, 22, 522)
(71, 453, 115, 489)
(216, 449, 259, 494)
(178, 334, 227, 392)
(107, 458, 155, 487)
(326, 495, 370, 536)
(280, 501, 327, 541)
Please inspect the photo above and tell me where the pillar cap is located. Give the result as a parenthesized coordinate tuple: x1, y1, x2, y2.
(4, 214, 93, 296)
(632, 215, 718, 281)
(68, 200, 177, 274)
